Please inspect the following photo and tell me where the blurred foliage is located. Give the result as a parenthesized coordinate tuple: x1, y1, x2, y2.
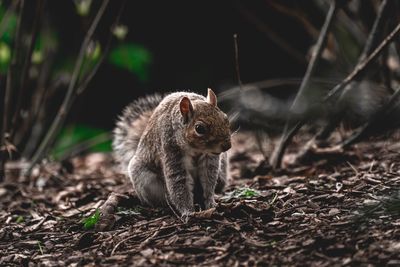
(0, 4, 17, 43)
(0, 41, 10, 72)
(108, 43, 152, 82)
(74, 0, 92, 17)
(0, 3, 16, 74)
(51, 124, 111, 159)
(112, 24, 128, 40)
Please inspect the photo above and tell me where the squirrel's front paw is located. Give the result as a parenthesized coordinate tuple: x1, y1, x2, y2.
(180, 211, 193, 223)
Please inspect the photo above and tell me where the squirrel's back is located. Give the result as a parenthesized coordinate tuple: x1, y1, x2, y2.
(112, 93, 163, 171)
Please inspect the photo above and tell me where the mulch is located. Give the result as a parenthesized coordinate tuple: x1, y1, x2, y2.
(1, 131, 400, 266)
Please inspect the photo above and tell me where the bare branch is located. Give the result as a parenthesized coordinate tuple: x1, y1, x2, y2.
(1, 0, 25, 181)
(269, 0, 339, 169)
(358, 0, 390, 62)
(304, 0, 393, 146)
(10, 0, 46, 140)
(236, 1, 306, 65)
(28, 0, 110, 173)
(324, 22, 400, 101)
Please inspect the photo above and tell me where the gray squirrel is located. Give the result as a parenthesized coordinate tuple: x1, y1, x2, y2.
(112, 89, 231, 219)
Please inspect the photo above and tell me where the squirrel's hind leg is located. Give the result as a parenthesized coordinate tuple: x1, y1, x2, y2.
(128, 156, 166, 207)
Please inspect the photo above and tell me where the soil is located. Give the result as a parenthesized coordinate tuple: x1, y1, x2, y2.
(1, 131, 400, 266)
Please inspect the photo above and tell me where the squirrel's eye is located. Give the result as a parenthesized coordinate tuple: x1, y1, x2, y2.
(195, 123, 207, 135)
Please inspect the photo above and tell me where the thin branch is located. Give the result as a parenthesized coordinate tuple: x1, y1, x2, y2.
(236, 1, 306, 64)
(313, 0, 366, 46)
(269, 0, 339, 169)
(302, 0, 393, 148)
(1, 0, 25, 181)
(233, 33, 243, 91)
(295, 17, 400, 161)
(10, 0, 46, 140)
(267, 1, 320, 39)
(76, 33, 112, 95)
(358, 0, 390, 63)
(28, 0, 110, 173)
(77, 0, 126, 95)
(324, 22, 400, 101)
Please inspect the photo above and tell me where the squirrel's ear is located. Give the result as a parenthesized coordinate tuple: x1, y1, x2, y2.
(207, 88, 217, 107)
(179, 96, 193, 121)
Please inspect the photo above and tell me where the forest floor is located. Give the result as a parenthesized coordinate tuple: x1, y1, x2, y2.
(1, 131, 400, 266)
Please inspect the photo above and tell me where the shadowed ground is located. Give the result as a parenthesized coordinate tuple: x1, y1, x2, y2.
(1, 131, 400, 266)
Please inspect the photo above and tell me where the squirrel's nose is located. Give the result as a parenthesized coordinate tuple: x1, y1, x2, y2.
(221, 140, 231, 152)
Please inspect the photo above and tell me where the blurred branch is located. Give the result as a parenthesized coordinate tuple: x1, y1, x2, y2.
(236, 1, 306, 65)
(269, 0, 339, 169)
(358, 0, 390, 62)
(292, 3, 400, 165)
(77, 0, 127, 95)
(325, 21, 400, 100)
(1, 0, 25, 181)
(233, 33, 243, 90)
(28, 0, 110, 173)
(314, 0, 392, 141)
(10, 0, 46, 140)
(314, 0, 366, 46)
(267, 1, 319, 39)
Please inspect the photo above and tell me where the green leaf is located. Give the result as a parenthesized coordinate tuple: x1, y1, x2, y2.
(108, 43, 152, 82)
(0, 41, 11, 73)
(16, 215, 24, 223)
(0, 5, 17, 43)
(82, 209, 100, 230)
(239, 188, 260, 198)
(37, 241, 44, 255)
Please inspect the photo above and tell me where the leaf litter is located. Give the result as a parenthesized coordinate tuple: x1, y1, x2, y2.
(0, 132, 400, 266)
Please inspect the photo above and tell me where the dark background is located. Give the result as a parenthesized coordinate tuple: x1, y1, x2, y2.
(49, 0, 315, 130)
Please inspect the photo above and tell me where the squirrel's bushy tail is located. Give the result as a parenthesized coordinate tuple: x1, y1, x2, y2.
(112, 93, 163, 171)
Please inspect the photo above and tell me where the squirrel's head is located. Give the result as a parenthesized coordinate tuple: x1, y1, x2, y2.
(179, 88, 231, 155)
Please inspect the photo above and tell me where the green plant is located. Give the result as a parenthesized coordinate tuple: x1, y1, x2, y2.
(15, 215, 24, 223)
(221, 187, 261, 201)
(82, 209, 101, 230)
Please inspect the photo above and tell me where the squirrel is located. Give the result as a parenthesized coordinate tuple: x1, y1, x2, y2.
(112, 89, 231, 219)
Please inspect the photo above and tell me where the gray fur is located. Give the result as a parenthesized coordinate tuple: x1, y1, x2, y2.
(112, 93, 163, 171)
(113, 91, 231, 217)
